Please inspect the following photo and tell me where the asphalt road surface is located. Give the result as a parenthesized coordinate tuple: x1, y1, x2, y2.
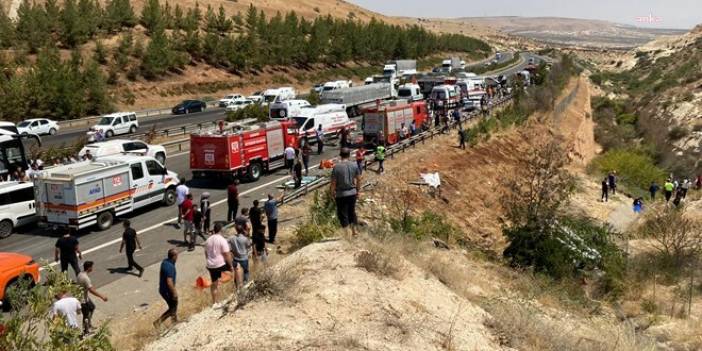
(0, 53, 539, 288)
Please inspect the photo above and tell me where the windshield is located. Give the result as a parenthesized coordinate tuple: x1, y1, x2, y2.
(98, 117, 113, 125)
(432, 91, 447, 100)
(398, 89, 411, 97)
(323, 86, 335, 91)
(17, 121, 31, 127)
(292, 117, 309, 129)
(264, 95, 277, 103)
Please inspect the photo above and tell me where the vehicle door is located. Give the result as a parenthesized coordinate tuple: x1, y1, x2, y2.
(111, 117, 123, 135)
(39, 120, 50, 134)
(29, 121, 40, 134)
(123, 141, 149, 156)
(303, 118, 315, 137)
(0, 186, 36, 226)
(129, 162, 152, 208)
(144, 160, 167, 203)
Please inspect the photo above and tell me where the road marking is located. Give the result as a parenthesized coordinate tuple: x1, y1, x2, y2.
(42, 164, 321, 269)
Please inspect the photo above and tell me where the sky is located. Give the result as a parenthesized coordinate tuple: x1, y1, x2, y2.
(346, 0, 701, 29)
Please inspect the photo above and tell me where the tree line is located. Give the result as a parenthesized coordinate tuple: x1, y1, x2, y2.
(0, 1, 491, 121)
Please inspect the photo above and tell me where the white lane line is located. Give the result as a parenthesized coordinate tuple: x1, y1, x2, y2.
(43, 164, 321, 269)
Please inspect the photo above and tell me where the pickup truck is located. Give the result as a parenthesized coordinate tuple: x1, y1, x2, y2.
(0, 252, 39, 311)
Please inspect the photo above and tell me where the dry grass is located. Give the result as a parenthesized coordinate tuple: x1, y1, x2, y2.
(354, 246, 403, 280)
(232, 259, 304, 310)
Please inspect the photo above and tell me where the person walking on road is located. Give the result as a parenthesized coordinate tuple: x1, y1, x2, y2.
(200, 192, 211, 235)
(649, 181, 659, 201)
(229, 224, 252, 286)
(664, 179, 674, 203)
(181, 193, 195, 250)
(175, 178, 189, 228)
(192, 204, 208, 246)
(204, 223, 234, 306)
(55, 230, 82, 277)
(315, 125, 324, 155)
(601, 178, 609, 202)
(375, 144, 386, 174)
(77, 261, 107, 336)
(284, 144, 296, 174)
(607, 171, 617, 195)
(301, 142, 312, 175)
(154, 249, 178, 328)
(227, 179, 239, 223)
(330, 148, 362, 237)
(119, 220, 144, 277)
(264, 192, 284, 244)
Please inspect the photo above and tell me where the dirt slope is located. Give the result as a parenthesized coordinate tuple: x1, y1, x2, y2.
(144, 240, 504, 351)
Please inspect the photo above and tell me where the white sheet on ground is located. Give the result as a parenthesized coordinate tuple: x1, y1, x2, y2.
(420, 172, 441, 188)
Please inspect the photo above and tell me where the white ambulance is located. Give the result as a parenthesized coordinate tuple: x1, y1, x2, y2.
(35, 155, 179, 230)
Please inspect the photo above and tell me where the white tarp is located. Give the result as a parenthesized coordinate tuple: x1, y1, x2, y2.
(420, 172, 441, 188)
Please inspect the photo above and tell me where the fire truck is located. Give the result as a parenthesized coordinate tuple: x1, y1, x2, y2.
(190, 120, 299, 181)
(362, 100, 429, 145)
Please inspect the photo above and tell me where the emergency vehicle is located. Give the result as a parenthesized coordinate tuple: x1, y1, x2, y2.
(35, 155, 179, 230)
(429, 85, 461, 110)
(190, 120, 299, 182)
(363, 100, 428, 145)
(290, 104, 356, 142)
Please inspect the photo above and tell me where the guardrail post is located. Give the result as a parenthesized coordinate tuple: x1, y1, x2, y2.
(181, 126, 186, 135)
(165, 130, 169, 137)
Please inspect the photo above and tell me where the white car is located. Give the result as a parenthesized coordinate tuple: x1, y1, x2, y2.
(225, 99, 255, 112)
(247, 92, 264, 103)
(218, 94, 244, 107)
(89, 112, 138, 139)
(0, 182, 37, 238)
(17, 119, 59, 136)
(79, 139, 167, 165)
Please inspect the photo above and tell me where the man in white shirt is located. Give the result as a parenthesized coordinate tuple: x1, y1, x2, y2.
(284, 145, 296, 174)
(175, 178, 189, 228)
(52, 291, 82, 329)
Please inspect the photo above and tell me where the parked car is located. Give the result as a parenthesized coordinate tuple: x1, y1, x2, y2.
(0, 121, 18, 134)
(0, 181, 37, 239)
(79, 139, 168, 165)
(88, 112, 138, 139)
(17, 119, 59, 136)
(0, 252, 39, 311)
(247, 91, 264, 103)
(225, 99, 255, 112)
(313, 83, 325, 94)
(218, 94, 244, 107)
(172, 100, 207, 115)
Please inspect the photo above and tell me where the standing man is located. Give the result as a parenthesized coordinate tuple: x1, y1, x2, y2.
(175, 178, 189, 228)
(649, 181, 659, 201)
(119, 220, 144, 277)
(76, 261, 108, 336)
(330, 148, 362, 237)
(664, 179, 674, 203)
(315, 124, 324, 155)
(356, 147, 366, 175)
(680, 178, 690, 199)
(204, 223, 234, 305)
(154, 249, 178, 328)
(227, 179, 239, 223)
(51, 291, 82, 330)
(284, 144, 296, 174)
(249, 200, 263, 235)
(458, 126, 466, 150)
(200, 192, 211, 235)
(293, 157, 303, 189)
(375, 144, 386, 174)
(229, 223, 252, 285)
(55, 229, 82, 277)
(264, 192, 284, 244)
(340, 127, 349, 148)
(608, 171, 617, 195)
(181, 194, 195, 250)
(301, 142, 312, 176)
(601, 178, 609, 202)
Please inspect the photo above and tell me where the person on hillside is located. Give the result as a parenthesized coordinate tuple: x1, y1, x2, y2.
(52, 291, 82, 330)
(154, 249, 178, 328)
(301, 142, 312, 176)
(607, 171, 617, 195)
(55, 229, 82, 277)
(356, 147, 366, 175)
(458, 126, 466, 150)
(633, 198, 643, 214)
(252, 224, 268, 264)
(200, 192, 211, 235)
(375, 144, 386, 174)
(235, 208, 250, 235)
(601, 178, 609, 202)
(77, 261, 107, 336)
(649, 181, 660, 201)
(181, 193, 195, 250)
(264, 192, 284, 244)
(315, 125, 324, 155)
(330, 148, 362, 237)
(204, 223, 234, 306)
(664, 179, 674, 203)
(229, 223, 252, 286)
(119, 220, 144, 277)
(284, 144, 296, 174)
(175, 178, 189, 229)
(680, 179, 690, 199)
(227, 179, 239, 223)
(249, 200, 263, 235)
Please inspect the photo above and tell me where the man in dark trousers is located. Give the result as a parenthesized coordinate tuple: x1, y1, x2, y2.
(601, 178, 609, 202)
(649, 181, 660, 201)
(458, 127, 466, 150)
(227, 179, 239, 222)
(315, 124, 324, 155)
(249, 199, 263, 236)
(119, 220, 144, 277)
(154, 249, 178, 329)
(55, 229, 82, 277)
(264, 192, 284, 244)
(330, 148, 362, 237)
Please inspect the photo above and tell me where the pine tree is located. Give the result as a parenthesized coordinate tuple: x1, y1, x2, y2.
(83, 60, 112, 115)
(94, 40, 108, 64)
(173, 4, 184, 30)
(182, 4, 201, 32)
(141, 24, 174, 79)
(105, 0, 136, 32)
(43, 0, 60, 34)
(0, 10, 15, 49)
(114, 32, 132, 69)
(16, 0, 50, 53)
(140, 0, 162, 33)
(59, 0, 82, 47)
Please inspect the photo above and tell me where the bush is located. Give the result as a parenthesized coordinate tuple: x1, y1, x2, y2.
(226, 103, 269, 122)
(590, 149, 666, 191)
(291, 190, 338, 249)
(355, 247, 401, 279)
(389, 210, 460, 242)
(638, 207, 702, 271)
(668, 126, 688, 140)
(616, 113, 637, 125)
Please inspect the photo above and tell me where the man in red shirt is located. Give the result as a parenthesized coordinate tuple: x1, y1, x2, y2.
(227, 179, 239, 223)
(181, 193, 195, 251)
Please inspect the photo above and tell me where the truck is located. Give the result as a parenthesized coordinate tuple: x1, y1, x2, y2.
(363, 100, 429, 146)
(397, 83, 424, 102)
(417, 75, 446, 97)
(322, 80, 353, 92)
(35, 155, 180, 231)
(269, 99, 311, 119)
(440, 57, 464, 73)
(190, 120, 299, 182)
(383, 60, 417, 78)
(320, 83, 394, 117)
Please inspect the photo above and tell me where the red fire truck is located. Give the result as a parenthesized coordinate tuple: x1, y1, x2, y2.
(190, 120, 298, 181)
(362, 100, 429, 145)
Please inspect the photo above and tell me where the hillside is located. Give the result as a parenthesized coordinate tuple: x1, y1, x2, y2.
(454, 16, 686, 49)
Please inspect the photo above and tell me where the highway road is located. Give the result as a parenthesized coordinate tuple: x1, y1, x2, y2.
(0, 52, 538, 289)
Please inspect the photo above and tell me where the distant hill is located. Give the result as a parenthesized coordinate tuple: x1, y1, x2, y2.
(454, 16, 687, 49)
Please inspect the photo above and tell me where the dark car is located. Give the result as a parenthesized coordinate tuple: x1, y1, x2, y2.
(172, 100, 207, 115)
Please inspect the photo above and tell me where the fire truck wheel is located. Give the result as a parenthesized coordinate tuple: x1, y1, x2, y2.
(163, 188, 177, 206)
(96, 211, 114, 231)
(248, 162, 263, 182)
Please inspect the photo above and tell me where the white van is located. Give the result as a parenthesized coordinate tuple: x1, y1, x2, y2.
(79, 139, 168, 164)
(35, 155, 179, 230)
(0, 182, 37, 238)
(269, 99, 311, 119)
(397, 84, 424, 102)
(89, 112, 138, 139)
(263, 87, 296, 104)
(290, 104, 356, 140)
